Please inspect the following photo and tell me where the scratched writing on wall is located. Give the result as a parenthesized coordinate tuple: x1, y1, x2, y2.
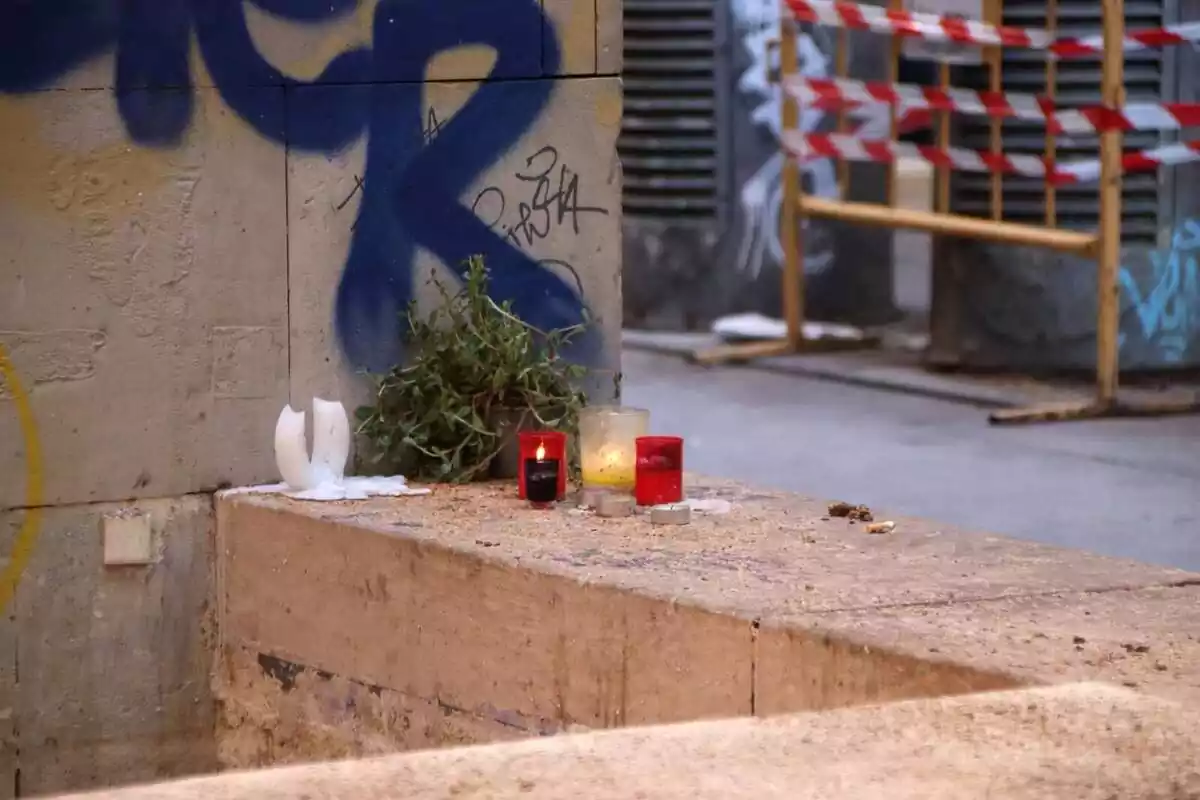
(472, 144, 608, 294)
(1119, 219, 1200, 363)
(0, 0, 599, 372)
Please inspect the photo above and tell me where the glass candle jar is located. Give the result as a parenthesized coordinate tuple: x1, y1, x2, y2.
(524, 455, 560, 507)
(579, 406, 649, 493)
(635, 436, 684, 506)
(518, 430, 567, 501)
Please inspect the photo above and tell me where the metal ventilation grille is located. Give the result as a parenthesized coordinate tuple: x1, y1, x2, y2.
(619, 0, 720, 221)
(953, 0, 1168, 243)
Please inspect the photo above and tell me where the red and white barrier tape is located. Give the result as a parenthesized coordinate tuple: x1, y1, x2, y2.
(1051, 21, 1200, 57)
(784, 0, 1200, 57)
(782, 130, 1200, 185)
(1118, 140, 1200, 176)
(785, 75, 1200, 134)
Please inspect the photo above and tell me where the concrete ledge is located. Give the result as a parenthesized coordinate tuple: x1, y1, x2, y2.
(212, 477, 1200, 769)
(56, 684, 1200, 799)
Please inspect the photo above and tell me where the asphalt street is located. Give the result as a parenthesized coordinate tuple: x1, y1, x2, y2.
(622, 348, 1200, 571)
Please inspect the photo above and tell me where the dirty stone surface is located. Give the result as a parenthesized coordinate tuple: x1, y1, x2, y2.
(770, 584, 1200, 707)
(218, 477, 1200, 720)
(216, 647, 532, 769)
(53, 683, 1200, 800)
(222, 475, 1197, 620)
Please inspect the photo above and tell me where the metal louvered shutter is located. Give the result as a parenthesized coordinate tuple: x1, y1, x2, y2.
(953, 0, 1173, 244)
(619, 0, 722, 223)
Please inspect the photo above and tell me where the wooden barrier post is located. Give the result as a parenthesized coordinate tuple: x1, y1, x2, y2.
(691, 9, 879, 365)
(991, 0, 1127, 422)
(781, 15, 806, 352)
(992, 0, 1198, 423)
(1096, 0, 1125, 407)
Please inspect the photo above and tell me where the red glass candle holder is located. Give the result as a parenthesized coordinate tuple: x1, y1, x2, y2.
(635, 436, 683, 506)
(518, 430, 567, 501)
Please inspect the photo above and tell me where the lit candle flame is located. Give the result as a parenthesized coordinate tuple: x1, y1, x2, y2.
(535, 443, 546, 461)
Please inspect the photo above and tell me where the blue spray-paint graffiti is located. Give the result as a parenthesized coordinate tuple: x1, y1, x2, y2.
(1119, 219, 1200, 364)
(0, 0, 598, 372)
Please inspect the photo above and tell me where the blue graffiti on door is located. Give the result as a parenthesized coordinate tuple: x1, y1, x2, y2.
(1118, 219, 1200, 364)
(0, 0, 598, 372)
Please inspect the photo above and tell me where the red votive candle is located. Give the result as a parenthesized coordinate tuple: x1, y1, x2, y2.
(518, 430, 567, 500)
(635, 436, 683, 506)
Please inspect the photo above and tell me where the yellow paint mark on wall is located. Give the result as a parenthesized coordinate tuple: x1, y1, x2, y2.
(0, 343, 44, 615)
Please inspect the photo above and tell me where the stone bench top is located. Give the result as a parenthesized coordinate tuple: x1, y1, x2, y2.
(223, 475, 1196, 614)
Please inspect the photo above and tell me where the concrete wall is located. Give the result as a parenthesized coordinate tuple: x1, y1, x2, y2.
(933, 190, 1200, 372)
(0, 1, 622, 795)
(622, 0, 898, 331)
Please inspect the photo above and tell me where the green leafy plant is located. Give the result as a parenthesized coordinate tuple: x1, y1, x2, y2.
(355, 255, 588, 483)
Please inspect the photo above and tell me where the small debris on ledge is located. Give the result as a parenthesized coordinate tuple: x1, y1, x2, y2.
(828, 501, 874, 522)
(865, 520, 896, 535)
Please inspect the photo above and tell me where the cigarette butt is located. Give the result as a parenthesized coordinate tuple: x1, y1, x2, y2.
(866, 520, 895, 534)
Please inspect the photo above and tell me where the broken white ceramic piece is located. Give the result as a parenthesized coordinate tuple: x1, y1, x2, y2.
(311, 397, 351, 484)
(269, 398, 430, 501)
(273, 397, 355, 493)
(241, 476, 431, 502)
(347, 476, 430, 497)
(274, 405, 315, 491)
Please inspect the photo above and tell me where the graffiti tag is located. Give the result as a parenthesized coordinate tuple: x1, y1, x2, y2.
(471, 145, 610, 250)
(1, 0, 596, 372)
(730, 0, 848, 279)
(1119, 219, 1200, 363)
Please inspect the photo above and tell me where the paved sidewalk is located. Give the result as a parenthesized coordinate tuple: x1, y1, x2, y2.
(622, 348, 1200, 570)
